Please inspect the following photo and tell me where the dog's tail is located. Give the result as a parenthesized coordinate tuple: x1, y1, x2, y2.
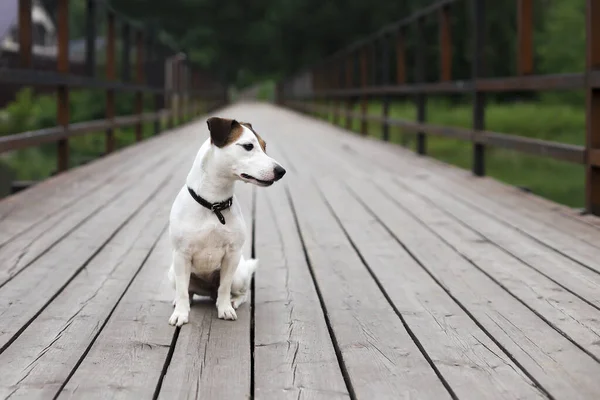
(240, 257, 259, 276)
(232, 256, 258, 294)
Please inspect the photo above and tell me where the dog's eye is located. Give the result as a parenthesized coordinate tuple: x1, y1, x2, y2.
(242, 143, 254, 151)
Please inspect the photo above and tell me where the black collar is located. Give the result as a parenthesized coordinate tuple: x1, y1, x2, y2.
(187, 187, 233, 225)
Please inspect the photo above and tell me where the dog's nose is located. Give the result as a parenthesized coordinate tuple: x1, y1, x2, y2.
(273, 165, 286, 181)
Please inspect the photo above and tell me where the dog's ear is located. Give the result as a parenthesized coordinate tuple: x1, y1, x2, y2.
(206, 117, 241, 148)
(240, 122, 253, 130)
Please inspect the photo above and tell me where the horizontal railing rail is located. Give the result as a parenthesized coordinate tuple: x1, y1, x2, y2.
(1, 0, 227, 193)
(277, 0, 600, 216)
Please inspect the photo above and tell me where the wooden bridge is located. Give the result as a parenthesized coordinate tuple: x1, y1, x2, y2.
(1, 102, 600, 399)
(2, 0, 600, 399)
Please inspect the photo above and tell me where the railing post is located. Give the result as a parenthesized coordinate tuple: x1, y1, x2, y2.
(178, 61, 185, 124)
(328, 59, 338, 120)
(85, 0, 96, 77)
(360, 45, 368, 135)
(147, 29, 160, 135)
(193, 70, 200, 117)
(105, 10, 116, 153)
(517, 0, 533, 76)
(440, 5, 452, 82)
(135, 29, 144, 141)
(56, 0, 69, 172)
(275, 81, 283, 105)
(166, 57, 174, 129)
(370, 40, 377, 86)
(472, 0, 486, 176)
(415, 16, 427, 155)
(324, 60, 328, 118)
(345, 51, 354, 130)
(586, 0, 600, 215)
(19, 0, 32, 68)
(189, 70, 195, 118)
(333, 58, 340, 125)
(170, 58, 177, 126)
(180, 60, 186, 121)
(396, 28, 406, 145)
(381, 33, 391, 141)
(185, 64, 190, 121)
(175, 60, 180, 124)
(121, 22, 131, 82)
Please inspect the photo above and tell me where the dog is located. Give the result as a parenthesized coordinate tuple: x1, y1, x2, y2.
(167, 117, 286, 325)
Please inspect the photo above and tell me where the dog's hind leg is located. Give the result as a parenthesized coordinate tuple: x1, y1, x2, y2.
(168, 251, 192, 326)
(231, 257, 258, 309)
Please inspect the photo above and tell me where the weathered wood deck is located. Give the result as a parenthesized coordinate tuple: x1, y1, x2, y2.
(1, 102, 600, 399)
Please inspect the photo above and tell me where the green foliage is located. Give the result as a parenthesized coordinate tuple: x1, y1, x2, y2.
(537, 0, 586, 104)
(257, 81, 276, 101)
(0, 87, 159, 181)
(104, 0, 586, 92)
(537, 0, 586, 74)
(0, 89, 56, 134)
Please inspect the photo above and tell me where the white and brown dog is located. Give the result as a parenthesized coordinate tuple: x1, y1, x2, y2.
(168, 117, 286, 325)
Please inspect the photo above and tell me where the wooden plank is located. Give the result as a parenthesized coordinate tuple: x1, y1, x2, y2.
(253, 103, 600, 398)
(338, 130, 599, 262)
(316, 177, 544, 399)
(253, 185, 349, 400)
(0, 129, 180, 246)
(386, 178, 600, 360)
(277, 109, 600, 362)
(0, 162, 182, 399)
(398, 174, 600, 308)
(272, 127, 545, 397)
(57, 232, 174, 399)
(0, 150, 173, 286)
(285, 176, 451, 399)
(157, 177, 254, 399)
(347, 178, 600, 399)
(0, 145, 187, 351)
(425, 175, 600, 274)
(279, 112, 600, 314)
(450, 178, 600, 249)
(288, 110, 600, 250)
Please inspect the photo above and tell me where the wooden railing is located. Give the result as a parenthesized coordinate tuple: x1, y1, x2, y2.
(277, 0, 600, 216)
(0, 0, 226, 190)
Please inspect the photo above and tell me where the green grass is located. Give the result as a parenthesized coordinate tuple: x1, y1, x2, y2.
(316, 99, 585, 208)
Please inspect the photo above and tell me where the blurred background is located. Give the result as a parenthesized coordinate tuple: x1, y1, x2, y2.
(0, 0, 588, 208)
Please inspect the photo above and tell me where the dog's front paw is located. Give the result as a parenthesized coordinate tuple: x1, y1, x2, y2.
(169, 309, 189, 326)
(217, 304, 237, 320)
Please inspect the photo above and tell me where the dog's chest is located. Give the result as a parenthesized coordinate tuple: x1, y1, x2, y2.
(187, 223, 244, 273)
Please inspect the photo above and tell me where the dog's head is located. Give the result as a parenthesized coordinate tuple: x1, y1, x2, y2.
(206, 117, 286, 187)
